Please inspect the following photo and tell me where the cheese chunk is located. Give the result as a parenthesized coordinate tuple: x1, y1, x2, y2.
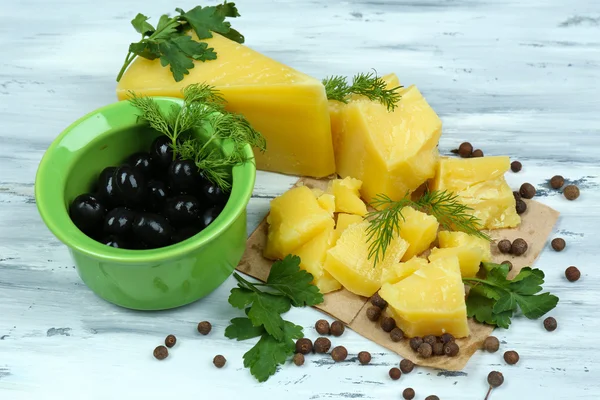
(324, 221, 409, 297)
(317, 193, 336, 216)
(379, 256, 469, 338)
(117, 32, 335, 178)
(428, 246, 483, 278)
(381, 256, 429, 285)
(332, 213, 364, 244)
(438, 231, 492, 262)
(329, 76, 442, 203)
(264, 186, 334, 260)
(327, 177, 368, 216)
(398, 207, 439, 261)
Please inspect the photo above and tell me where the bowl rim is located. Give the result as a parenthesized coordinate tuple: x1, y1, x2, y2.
(35, 96, 256, 264)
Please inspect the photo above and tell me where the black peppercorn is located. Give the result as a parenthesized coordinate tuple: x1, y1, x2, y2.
(440, 333, 455, 344)
(423, 335, 437, 347)
(472, 149, 484, 157)
(366, 306, 382, 322)
(315, 319, 330, 335)
(483, 336, 500, 353)
(293, 353, 304, 366)
(501, 260, 513, 271)
(418, 343, 433, 358)
(331, 321, 345, 337)
(403, 388, 416, 400)
(544, 317, 557, 332)
(515, 199, 527, 214)
(197, 321, 212, 335)
(458, 142, 473, 158)
(564, 184, 580, 200)
(153, 345, 168, 360)
(358, 351, 371, 365)
(511, 161, 522, 172)
(213, 354, 226, 368)
(389, 367, 401, 380)
(520, 183, 536, 199)
(409, 337, 423, 351)
(497, 239, 512, 254)
(551, 238, 566, 252)
(444, 342, 460, 357)
(511, 238, 528, 256)
(380, 317, 396, 333)
(400, 359, 414, 374)
(331, 346, 348, 362)
(314, 337, 331, 353)
(550, 175, 564, 189)
(165, 334, 176, 348)
(390, 327, 404, 342)
(565, 266, 580, 282)
(504, 350, 519, 365)
(370, 293, 388, 309)
(295, 338, 313, 354)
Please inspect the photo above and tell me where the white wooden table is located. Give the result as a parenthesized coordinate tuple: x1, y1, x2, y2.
(1, 0, 599, 398)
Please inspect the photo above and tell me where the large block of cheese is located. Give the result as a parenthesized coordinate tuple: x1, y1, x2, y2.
(264, 186, 334, 260)
(329, 75, 442, 203)
(438, 231, 492, 262)
(323, 221, 409, 297)
(431, 157, 520, 229)
(379, 256, 469, 338)
(398, 207, 439, 261)
(117, 32, 335, 178)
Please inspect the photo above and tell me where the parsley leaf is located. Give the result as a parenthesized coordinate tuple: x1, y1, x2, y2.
(224, 317, 265, 341)
(246, 293, 290, 341)
(131, 13, 155, 35)
(266, 255, 324, 307)
(463, 263, 558, 328)
(178, 3, 243, 42)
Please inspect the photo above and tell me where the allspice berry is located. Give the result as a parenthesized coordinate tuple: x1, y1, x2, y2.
(511, 238, 528, 256)
(366, 306, 382, 322)
(390, 327, 405, 342)
(314, 337, 332, 354)
(515, 199, 527, 214)
(400, 359, 415, 374)
(497, 239, 512, 254)
(315, 319, 330, 335)
(370, 293, 388, 309)
(504, 350, 519, 365)
(483, 336, 500, 353)
(565, 266, 580, 282)
(472, 149, 484, 158)
(444, 342, 460, 357)
(331, 346, 348, 362)
(403, 388, 416, 400)
(423, 335, 437, 347)
(380, 317, 396, 333)
(440, 333, 455, 344)
(520, 183, 536, 199)
(501, 260, 513, 271)
(425, 396, 440, 400)
(458, 142, 473, 158)
(551, 238, 566, 252)
(550, 175, 564, 189)
(409, 337, 424, 351)
(293, 353, 305, 366)
(331, 321, 345, 337)
(564, 184, 580, 200)
(511, 161, 522, 172)
(358, 351, 372, 365)
(153, 345, 169, 360)
(433, 342, 444, 356)
(295, 338, 313, 354)
(544, 317, 557, 332)
(418, 343, 433, 358)
(213, 355, 226, 368)
(488, 371, 504, 387)
(389, 367, 402, 380)
(197, 321, 212, 335)
(164, 334, 177, 348)
(513, 191, 521, 201)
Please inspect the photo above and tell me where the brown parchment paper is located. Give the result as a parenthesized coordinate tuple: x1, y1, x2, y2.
(236, 177, 560, 371)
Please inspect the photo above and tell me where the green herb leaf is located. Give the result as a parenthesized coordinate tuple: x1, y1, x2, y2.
(323, 71, 403, 111)
(266, 255, 324, 307)
(129, 41, 160, 60)
(246, 293, 291, 341)
(131, 13, 155, 35)
(509, 267, 545, 295)
(515, 292, 559, 319)
(224, 317, 265, 341)
(179, 3, 243, 42)
(228, 287, 255, 309)
(466, 292, 499, 326)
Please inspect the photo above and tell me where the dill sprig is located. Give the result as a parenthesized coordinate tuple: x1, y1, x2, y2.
(365, 190, 491, 266)
(128, 83, 265, 191)
(322, 71, 403, 112)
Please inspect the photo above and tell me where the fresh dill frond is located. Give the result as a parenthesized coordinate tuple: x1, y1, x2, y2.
(322, 71, 403, 111)
(183, 83, 226, 110)
(365, 190, 490, 266)
(128, 92, 172, 138)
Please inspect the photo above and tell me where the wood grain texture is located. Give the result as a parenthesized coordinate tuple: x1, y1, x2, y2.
(1, 0, 599, 399)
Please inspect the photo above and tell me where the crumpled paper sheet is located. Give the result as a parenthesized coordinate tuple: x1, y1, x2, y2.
(236, 177, 560, 371)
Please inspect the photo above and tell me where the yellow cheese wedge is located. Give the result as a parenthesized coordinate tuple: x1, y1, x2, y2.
(332, 213, 364, 244)
(324, 221, 409, 297)
(329, 77, 442, 203)
(398, 207, 439, 261)
(117, 32, 335, 178)
(291, 226, 341, 294)
(379, 256, 469, 338)
(264, 186, 334, 260)
(438, 231, 492, 262)
(317, 193, 336, 216)
(327, 177, 368, 216)
(381, 256, 429, 285)
(428, 246, 483, 277)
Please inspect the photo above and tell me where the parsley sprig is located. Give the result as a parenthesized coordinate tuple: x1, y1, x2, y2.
(116, 3, 244, 83)
(323, 71, 403, 111)
(225, 255, 324, 382)
(464, 262, 559, 328)
(365, 190, 490, 266)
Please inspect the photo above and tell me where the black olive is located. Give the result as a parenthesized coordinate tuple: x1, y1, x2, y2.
(132, 213, 173, 248)
(96, 167, 122, 207)
(127, 152, 153, 177)
(150, 136, 174, 170)
(69, 193, 106, 235)
(112, 166, 146, 207)
(199, 206, 221, 229)
(168, 159, 199, 194)
(104, 207, 135, 236)
(163, 195, 201, 227)
(201, 182, 229, 206)
(145, 180, 169, 212)
(171, 226, 202, 244)
(101, 235, 126, 248)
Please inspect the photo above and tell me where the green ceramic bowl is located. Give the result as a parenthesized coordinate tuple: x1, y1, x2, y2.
(35, 97, 255, 310)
